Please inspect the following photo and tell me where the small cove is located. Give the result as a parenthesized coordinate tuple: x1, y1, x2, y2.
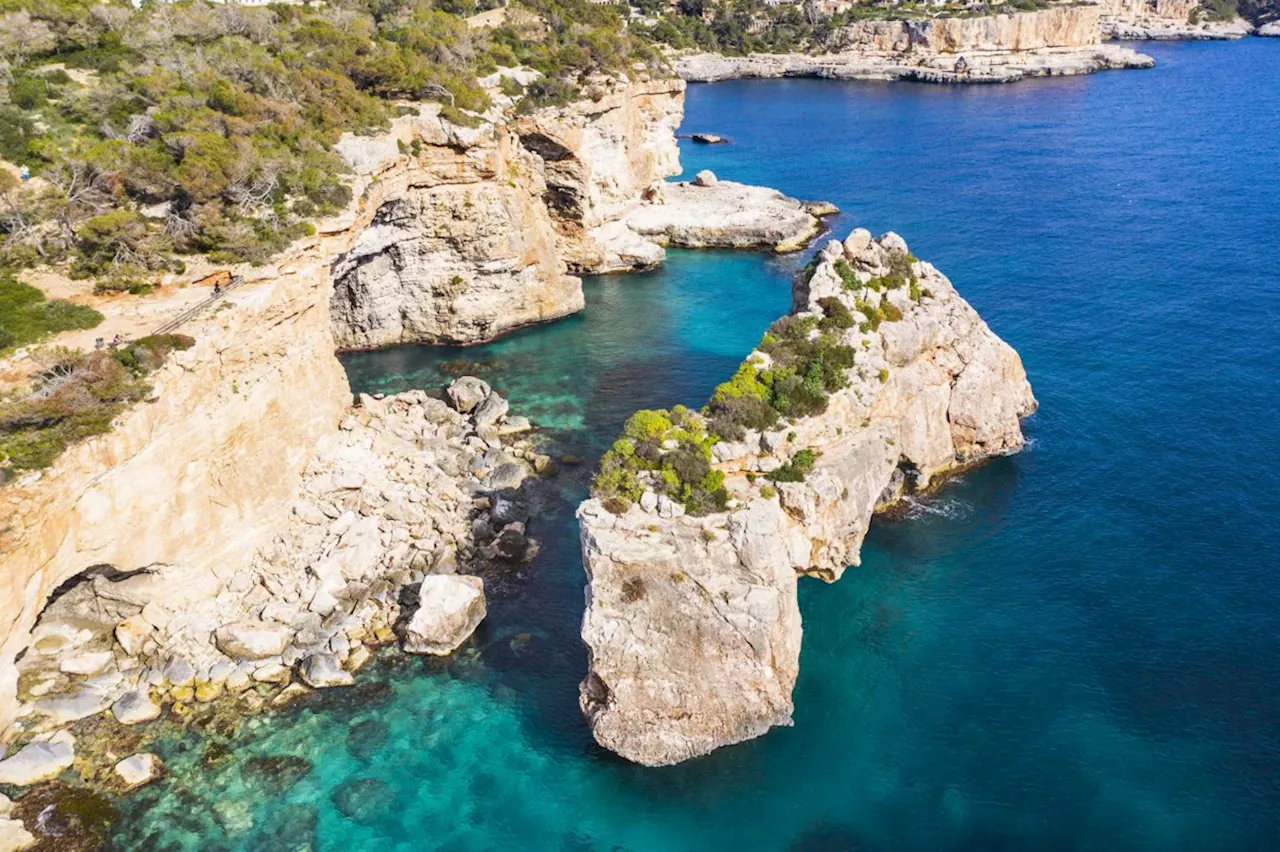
(110, 39, 1280, 851)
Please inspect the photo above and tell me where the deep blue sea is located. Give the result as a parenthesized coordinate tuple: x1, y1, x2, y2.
(114, 40, 1280, 851)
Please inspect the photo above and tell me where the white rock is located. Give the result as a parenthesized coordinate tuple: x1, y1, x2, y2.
(298, 653, 354, 688)
(0, 740, 74, 786)
(59, 651, 114, 676)
(115, 616, 154, 656)
(693, 169, 718, 187)
(403, 576, 487, 655)
(213, 620, 292, 660)
(114, 753, 162, 789)
(0, 818, 33, 851)
(111, 689, 161, 725)
(447, 377, 491, 413)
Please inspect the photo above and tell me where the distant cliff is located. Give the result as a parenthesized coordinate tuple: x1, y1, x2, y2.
(677, 7, 1154, 84)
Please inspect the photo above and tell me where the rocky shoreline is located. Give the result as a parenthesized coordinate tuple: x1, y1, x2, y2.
(0, 379, 546, 793)
(677, 45, 1152, 85)
(577, 229, 1036, 766)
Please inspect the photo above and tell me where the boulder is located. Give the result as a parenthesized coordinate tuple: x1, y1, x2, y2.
(111, 689, 161, 725)
(114, 753, 162, 789)
(214, 620, 292, 660)
(0, 740, 74, 786)
(447, 377, 491, 413)
(59, 651, 114, 676)
(161, 657, 196, 686)
(115, 615, 154, 656)
(298, 654, 354, 688)
(693, 169, 718, 187)
(33, 689, 110, 724)
(471, 392, 509, 429)
(403, 576, 486, 655)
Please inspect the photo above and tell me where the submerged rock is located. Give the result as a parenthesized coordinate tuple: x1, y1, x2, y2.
(331, 777, 393, 824)
(10, 783, 116, 849)
(241, 755, 313, 795)
(346, 719, 388, 761)
(114, 753, 163, 789)
(403, 576, 487, 655)
(259, 802, 317, 852)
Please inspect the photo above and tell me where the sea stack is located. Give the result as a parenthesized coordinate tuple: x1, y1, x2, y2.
(577, 229, 1036, 766)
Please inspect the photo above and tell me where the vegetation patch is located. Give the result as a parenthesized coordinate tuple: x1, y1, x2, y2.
(0, 333, 193, 477)
(0, 0, 659, 290)
(0, 269, 102, 353)
(768, 448, 817, 483)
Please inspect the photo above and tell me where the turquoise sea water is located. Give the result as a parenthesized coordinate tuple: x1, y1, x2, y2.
(113, 40, 1280, 850)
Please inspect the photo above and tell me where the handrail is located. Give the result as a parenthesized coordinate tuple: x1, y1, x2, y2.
(149, 275, 246, 337)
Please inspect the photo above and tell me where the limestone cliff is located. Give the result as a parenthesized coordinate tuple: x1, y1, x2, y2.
(0, 78, 677, 736)
(329, 79, 686, 349)
(0, 251, 351, 737)
(677, 6, 1155, 83)
(578, 230, 1036, 766)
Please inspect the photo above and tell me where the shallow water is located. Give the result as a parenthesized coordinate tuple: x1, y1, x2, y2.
(114, 39, 1280, 850)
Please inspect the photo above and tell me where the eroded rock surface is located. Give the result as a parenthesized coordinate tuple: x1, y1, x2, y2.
(626, 175, 834, 252)
(578, 230, 1036, 766)
(1096, 0, 1253, 39)
(10, 382, 541, 737)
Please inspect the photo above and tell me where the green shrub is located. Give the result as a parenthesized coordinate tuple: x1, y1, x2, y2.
(0, 331, 194, 475)
(0, 273, 103, 353)
(834, 258, 860, 290)
(769, 448, 818, 483)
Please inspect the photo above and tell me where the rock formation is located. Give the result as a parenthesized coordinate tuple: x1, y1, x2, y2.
(626, 172, 836, 252)
(329, 78, 686, 349)
(677, 6, 1155, 83)
(578, 230, 1036, 766)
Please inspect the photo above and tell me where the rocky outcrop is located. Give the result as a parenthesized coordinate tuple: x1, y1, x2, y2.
(677, 7, 1155, 84)
(329, 78, 686, 349)
(1096, 0, 1254, 39)
(626, 173, 836, 252)
(1260, 21, 1280, 35)
(578, 230, 1036, 766)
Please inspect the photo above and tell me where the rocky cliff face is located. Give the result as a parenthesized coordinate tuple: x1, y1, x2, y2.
(329, 79, 685, 349)
(1095, 0, 1254, 38)
(578, 230, 1036, 766)
(0, 253, 351, 736)
(677, 5, 1155, 83)
(829, 5, 1103, 53)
